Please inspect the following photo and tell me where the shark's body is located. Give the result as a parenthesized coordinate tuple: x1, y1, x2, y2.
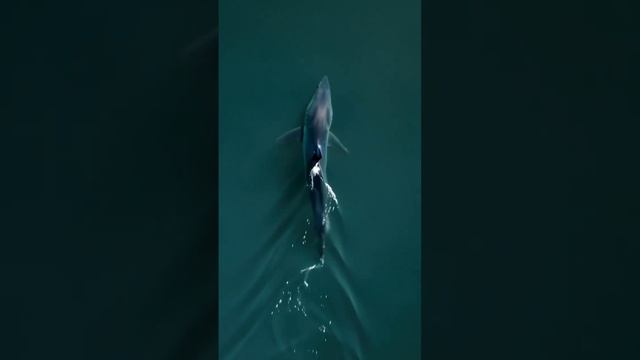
(277, 76, 348, 262)
(303, 76, 333, 239)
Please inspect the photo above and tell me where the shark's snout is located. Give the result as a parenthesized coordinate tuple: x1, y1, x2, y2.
(318, 75, 330, 91)
(314, 76, 332, 111)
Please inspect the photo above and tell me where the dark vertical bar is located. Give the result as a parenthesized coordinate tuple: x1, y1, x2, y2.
(423, 1, 640, 359)
(2, 1, 220, 358)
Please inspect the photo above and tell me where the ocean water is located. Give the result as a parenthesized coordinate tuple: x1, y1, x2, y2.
(219, 0, 421, 358)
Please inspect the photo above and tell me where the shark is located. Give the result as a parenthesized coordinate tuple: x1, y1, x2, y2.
(277, 76, 348, 266)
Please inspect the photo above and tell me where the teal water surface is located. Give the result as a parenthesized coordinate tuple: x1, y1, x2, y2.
(219, 0, 420, 358)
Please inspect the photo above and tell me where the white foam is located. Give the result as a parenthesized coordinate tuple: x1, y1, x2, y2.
(309, 163, 322, 190)
(325, 182, 339, 206)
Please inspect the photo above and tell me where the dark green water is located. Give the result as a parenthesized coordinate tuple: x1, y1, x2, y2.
(219, 0, 421, 359)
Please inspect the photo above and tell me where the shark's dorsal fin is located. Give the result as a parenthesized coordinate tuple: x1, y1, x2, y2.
(276, 127, 302, 144)
(329, 132, 349, 154)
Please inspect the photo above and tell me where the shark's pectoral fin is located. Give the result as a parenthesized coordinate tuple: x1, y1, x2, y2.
(276, 127, 302, 144)
(329, 132, 350, 154)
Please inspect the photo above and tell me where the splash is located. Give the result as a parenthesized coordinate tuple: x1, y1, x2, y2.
(325, 182, 338, 207)
(270, 280, 309, 318)
(308, 162, 339, 207)
(271, 278, 334, 358)
(309, 163, 322, 190)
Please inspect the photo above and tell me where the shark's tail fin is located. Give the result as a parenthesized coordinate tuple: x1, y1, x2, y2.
(300, 233, 326, 287)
